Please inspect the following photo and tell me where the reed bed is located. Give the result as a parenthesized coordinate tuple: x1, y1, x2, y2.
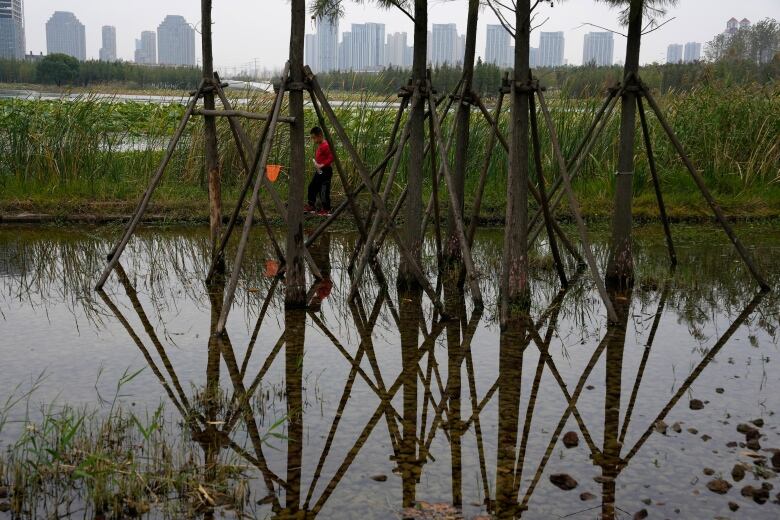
(1, 83, 778, 219)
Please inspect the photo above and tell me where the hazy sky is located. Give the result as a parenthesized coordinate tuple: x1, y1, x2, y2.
(23, 1, 779, 71)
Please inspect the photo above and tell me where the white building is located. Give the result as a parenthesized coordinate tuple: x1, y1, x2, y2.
(683, 42, 701, 63)
(538, 32, 564, 67)
(485, 24, 511, 67)
(157, 15, 195, 66)
(304, 34, 318, 70)
(134, 30, 156, 65)
(582, 32, 614, 66)
(0, 0, 25, 60)
(317, 17, 338, 72)
(343, 23, 385, 71)
(99, 26, 117, 62)
(46, 11, 86, 61)
(430, 23, 460, 66)
(666, 43, 683, 64)
(385, 32, 410, 68)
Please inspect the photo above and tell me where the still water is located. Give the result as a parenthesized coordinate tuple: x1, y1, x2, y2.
(1, 223, 779, 519)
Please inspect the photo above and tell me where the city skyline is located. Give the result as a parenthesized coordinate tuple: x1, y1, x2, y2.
(0, 0, 25, 60)
(3, 1, 775, 70)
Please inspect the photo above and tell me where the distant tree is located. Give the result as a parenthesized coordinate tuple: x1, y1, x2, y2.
(36, 54, 80, 86)
(706, 18, 780, 64)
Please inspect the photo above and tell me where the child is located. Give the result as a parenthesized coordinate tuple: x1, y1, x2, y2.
(305, 126, 334, 216)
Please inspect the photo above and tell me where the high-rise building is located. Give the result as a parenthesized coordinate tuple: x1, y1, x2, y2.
(666, 43, 683, 64)
(683, 41, 701, 63)
(385, 31, 409, 68)
(157, 15, 195, 66)
(99, 26, 117, 62)
(740, 18, 751, 30)
(430, 23, 460, 66)
(46, 11, 86, 61)
(134, 31, 156, 65)
(339, 31, 352, 70)
(304, 34, 318, 69)
(538, 32, 564, 67)
(529, 47, 538, 68)
(316, 17, 338, 72)
(347, 22, 385, 71)
(582, 31, 614, 66)
(485, 24, 511, 67)
(0, 0, 25, 60)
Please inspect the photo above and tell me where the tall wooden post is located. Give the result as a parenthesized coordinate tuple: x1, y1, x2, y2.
(286, 0, 308, 306)
(398, 0, 428, 289)
(501, 0, 531, 321)
(201, 0, 222, 267)
(447, 0, 479, 269)
(606, 0, 644, 288)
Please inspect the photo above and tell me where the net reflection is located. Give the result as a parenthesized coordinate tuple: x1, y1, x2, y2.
(97, 238, 767, 519)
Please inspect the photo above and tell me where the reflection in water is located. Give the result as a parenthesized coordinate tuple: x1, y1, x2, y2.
(4, 225, 776, 519)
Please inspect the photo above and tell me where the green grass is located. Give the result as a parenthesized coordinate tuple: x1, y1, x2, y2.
(1, 82, 778, 222)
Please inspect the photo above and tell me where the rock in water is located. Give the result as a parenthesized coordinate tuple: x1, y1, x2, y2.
(579, 492, 596, 501)
(715, 387, 725, 394)
(728, 501, 739, 512)
(550, 473, 578, 490)
(690, 399, 705, 410)
(731, 464, 746, 482)
(370, 474, 388, 482)
(671, 422, 683, 433)
(751, 418, 764, 428)
(0, 502, 10, 513)
(633, 509, 648, 520)
(737, 423, 757, 434)
(703, 468, 715, 476)
(772, 452, 780, 470)
(563, 431, 580, 448)
(655, 420, 668, 435)
(706, 479, 732, 494)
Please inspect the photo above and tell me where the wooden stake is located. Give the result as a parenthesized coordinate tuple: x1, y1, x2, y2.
(529, 93, 568, 287)
(216, 63, 290, 334)
(536, 88, 619, 323)
(636, 95, 676, 266)
(307, 71, 447, 316)
(426, 86, 484, 306)
(95, 80, 205, 290)
(640, 83, 769, 291)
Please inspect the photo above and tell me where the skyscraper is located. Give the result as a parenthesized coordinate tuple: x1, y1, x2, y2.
(538, 32, 565, 67)
(0, 0, 25, 60)
(683, 41, 701, 63)
(339, 31, 352, 70)
(485, 24, 510, 67)
(316, 17, 338, 72)
(348, 23, 385, 71)
(157, 15, 195, 66)
(134, 31, 156, 65)
(46, 11, 86, 61)
(666, 43, 683, 64)
(304, 34, 318, 70)
(582, 31, 614, 66)
(99, 26, 117, 62)
(385, 32, 409, 68)
(430, 23, 460, 66)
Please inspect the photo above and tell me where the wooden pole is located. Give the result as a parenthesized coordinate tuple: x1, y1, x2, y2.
(529, 92, 568, 287)
(636, 95, 676, 266)
(426, 87, 484, 306)
(201, 0, 222, 268)
(640, 83, 769, 291)
(216, 63, 289, 334)
(307, 73, 447, 316)
(536, 88, 619, 323)
(95, 80, 204, 290)
(466, 87, 505, 248)
(428, 90, 445, 271)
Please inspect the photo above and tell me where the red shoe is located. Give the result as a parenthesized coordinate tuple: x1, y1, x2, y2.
(304, 204, 316, 214)
(317, 209, 332, 217)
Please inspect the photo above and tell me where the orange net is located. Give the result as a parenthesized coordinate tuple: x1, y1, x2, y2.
(266, 164, 282, 182)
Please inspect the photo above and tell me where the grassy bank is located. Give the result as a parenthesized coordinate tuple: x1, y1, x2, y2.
(1, 82, 778, 223)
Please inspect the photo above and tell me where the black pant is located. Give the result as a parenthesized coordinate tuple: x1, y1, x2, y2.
(307, 166, 332, 210)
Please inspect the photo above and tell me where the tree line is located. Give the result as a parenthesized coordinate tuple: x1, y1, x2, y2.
(0, 55, 201, 89)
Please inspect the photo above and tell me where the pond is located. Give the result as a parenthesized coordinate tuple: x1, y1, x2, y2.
(1, 222, 778, 519)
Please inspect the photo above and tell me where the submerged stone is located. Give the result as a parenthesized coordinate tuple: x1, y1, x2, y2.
(550, 473, 578, 490)
(690, 399, 705, 410)
(706, 479, 732, 494)
(563, 431, 580, 448)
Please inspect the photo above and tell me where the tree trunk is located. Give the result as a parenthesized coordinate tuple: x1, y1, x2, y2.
(285, 0, 307, 306)
(501, 0, 531, 321)
(447, 0, 479, 272)
(399, 288, 421, 507)
(605, 0, 643, 289)
(398, 0, 427, 289)
(201, 0, 222, 269)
